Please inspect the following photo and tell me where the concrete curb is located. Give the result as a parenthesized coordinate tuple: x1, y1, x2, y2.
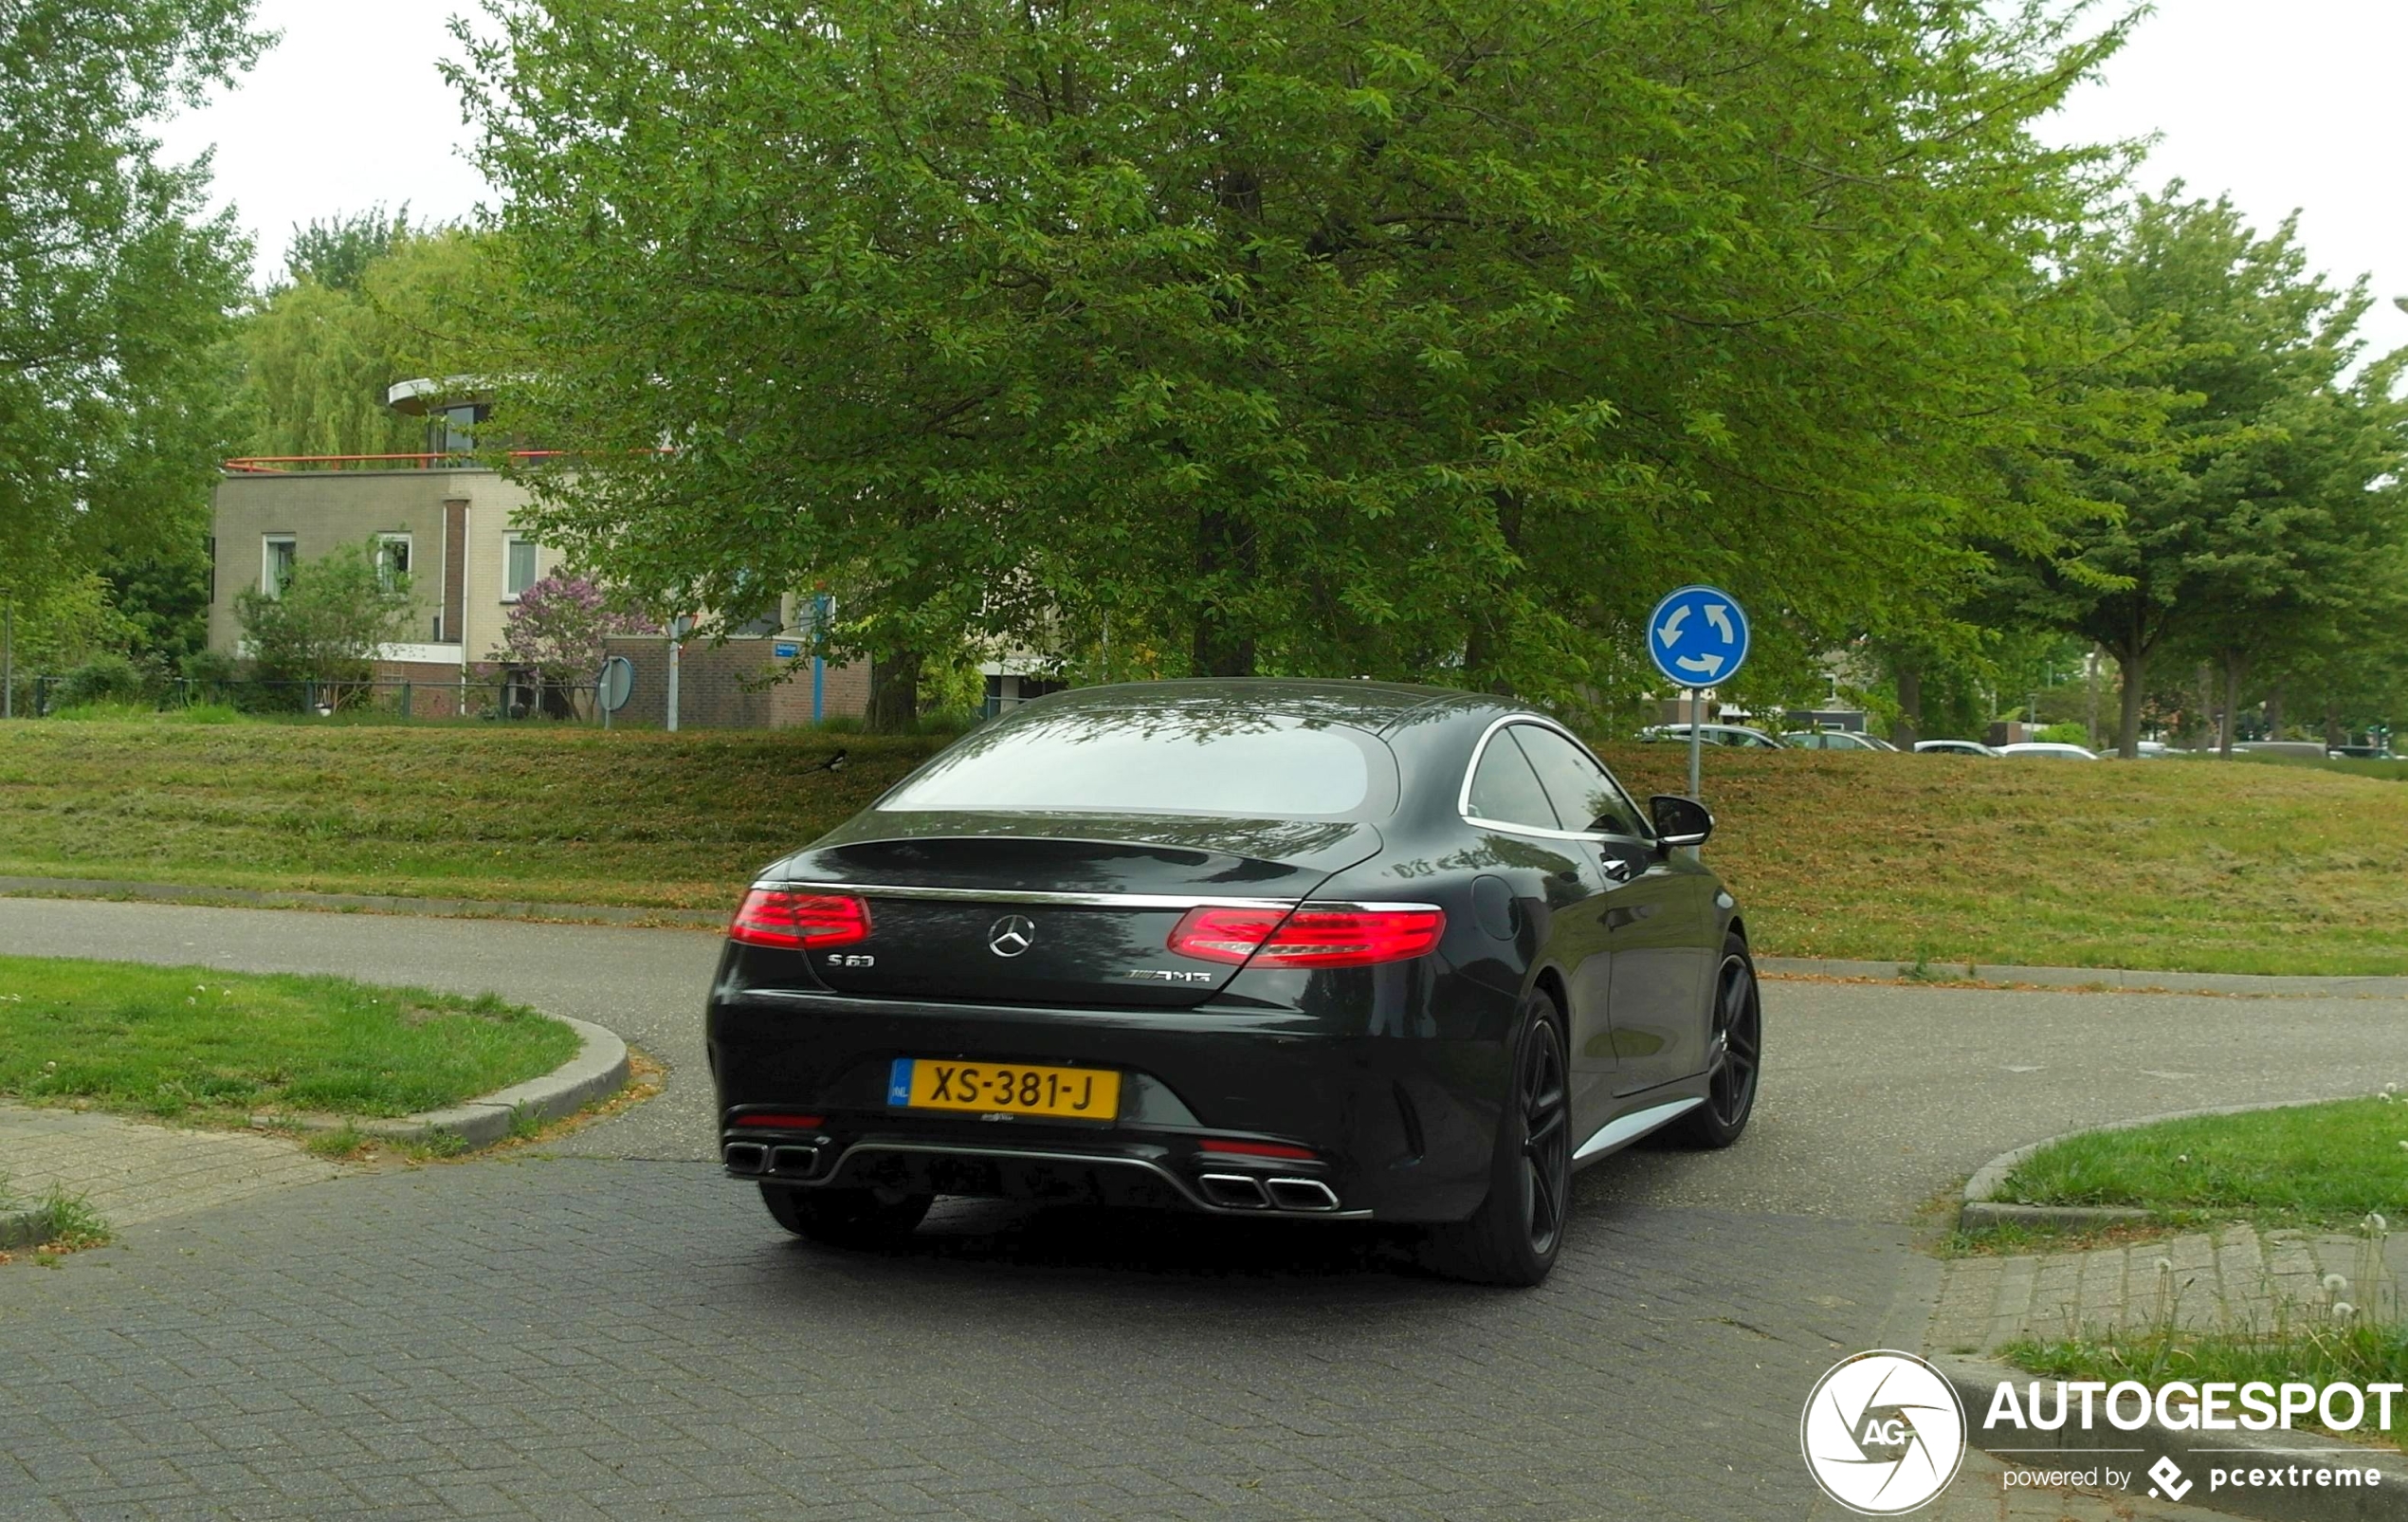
(265, 1015, 631, 1151)
(1759, 956, 2408, 999)
(1939, 1356, 2408, 1520)
(0, 874, 724, 927)
(1960, 1099, 2364, 1232)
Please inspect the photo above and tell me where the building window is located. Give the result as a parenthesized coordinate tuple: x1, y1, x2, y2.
(375, 533, 411, 592)
(503, 535, 540, 599)
(262, 536, 297, 598)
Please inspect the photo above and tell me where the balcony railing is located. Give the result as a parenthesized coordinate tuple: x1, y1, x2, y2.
(222, 450, 574, 474)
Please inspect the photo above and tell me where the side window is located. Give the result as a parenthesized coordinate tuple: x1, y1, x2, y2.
(1512, 724, 1650, 837)
(1465, 730, 1560, 830)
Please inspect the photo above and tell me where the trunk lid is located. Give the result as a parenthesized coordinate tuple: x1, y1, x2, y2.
(773, 813, 1382, 1007)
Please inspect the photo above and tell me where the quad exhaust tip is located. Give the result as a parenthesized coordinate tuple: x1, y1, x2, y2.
(767, 1145, 821, 1179)
(722, 1141, 768, 1175)
(1199, 1173, 1341, 1213)
(1266, 1177, 1341, 1212)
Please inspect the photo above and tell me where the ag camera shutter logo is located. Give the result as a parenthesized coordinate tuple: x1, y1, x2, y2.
(1801, 1350, 1968, 1513)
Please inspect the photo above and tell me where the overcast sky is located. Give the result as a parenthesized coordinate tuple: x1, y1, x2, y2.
(157, 0, 2408, 365)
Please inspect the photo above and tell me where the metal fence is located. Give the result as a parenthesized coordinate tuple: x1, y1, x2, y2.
(16, 675, 607, 724)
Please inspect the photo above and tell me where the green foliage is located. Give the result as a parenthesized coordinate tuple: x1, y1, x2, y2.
(284, 204, 414, 293)
(457, 0, 2137, 716)
(2034, 722, 2092, 745)
(232, 226, 499, 459)
(0, 0, 263, 603)
(56, 654, 147, 708)
(3, 574, 140, 714)
(233, 540, 417, 695)
(1992, 190, 2408, 755)
(99, 544, 212, 667)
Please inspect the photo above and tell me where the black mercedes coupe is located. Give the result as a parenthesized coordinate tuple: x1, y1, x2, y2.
(706, 679, 1760, 1285)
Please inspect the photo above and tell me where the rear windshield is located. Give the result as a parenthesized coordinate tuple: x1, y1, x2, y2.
(880, 710, 1386, 818)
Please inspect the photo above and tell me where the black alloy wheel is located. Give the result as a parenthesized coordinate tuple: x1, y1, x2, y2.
(1427, 992, 1571, 1286)
(1680, 934, 1760, 1148)
(1517, 1010, 1572, 1257)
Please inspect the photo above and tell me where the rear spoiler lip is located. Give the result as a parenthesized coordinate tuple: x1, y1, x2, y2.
(757, 880, 1438, 915)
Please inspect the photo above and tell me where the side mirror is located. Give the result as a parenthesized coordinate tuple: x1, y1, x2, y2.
(1649, 794, 1713, 849)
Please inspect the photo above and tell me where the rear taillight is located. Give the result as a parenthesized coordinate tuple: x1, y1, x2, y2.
(1166, 906, 1444, 969)
(728, 889, 871, 949)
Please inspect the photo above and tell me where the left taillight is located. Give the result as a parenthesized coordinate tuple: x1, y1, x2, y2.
(1167, 906, 1444, 969)
(727, 889, 871, 949)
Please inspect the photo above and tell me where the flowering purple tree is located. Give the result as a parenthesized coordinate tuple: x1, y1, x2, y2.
(490, 575, 657, 683)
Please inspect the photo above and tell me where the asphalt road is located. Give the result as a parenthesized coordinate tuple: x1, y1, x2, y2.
(3, 897, 2391, 1519)
(2, 898, 2398, 1219)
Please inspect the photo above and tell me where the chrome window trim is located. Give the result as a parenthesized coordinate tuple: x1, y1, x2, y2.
(1457, 714, 1657, 846)
(763, 881, 1440, 914)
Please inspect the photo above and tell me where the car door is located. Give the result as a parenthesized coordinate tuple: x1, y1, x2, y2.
(1509, 724, 1715, 1098)
(1460, 724, 1619, 1125)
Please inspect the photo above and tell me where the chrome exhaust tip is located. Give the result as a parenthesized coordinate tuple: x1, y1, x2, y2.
(1266, 1178, 1341, 1213)
(1198, 1173, 1272, 1210)
(721, 1141, 768, 1175)
(767, 1145, 820, 1179)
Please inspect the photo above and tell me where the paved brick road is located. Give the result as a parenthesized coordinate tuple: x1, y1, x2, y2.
(4, 1158, 1918, 1520)
(2, 899, 2364, 1519)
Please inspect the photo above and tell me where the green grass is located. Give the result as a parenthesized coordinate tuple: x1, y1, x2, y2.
(1998, 1100, 2408, 1228)
(6, 718, 2408, 972)
(2007, 1320, 2408, 1447)
(0, 954, 580, 1123)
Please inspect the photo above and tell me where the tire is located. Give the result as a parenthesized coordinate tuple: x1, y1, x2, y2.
(759, 1183, 933, 1247)
(1676, 933, 1761, 1149)
(1426, 990, 1572, 1287)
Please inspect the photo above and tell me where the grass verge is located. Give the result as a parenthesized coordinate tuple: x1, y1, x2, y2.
(0, 954, 580, 1125)
(1997, 1099, 2408, 1231)
(7, 719, 2408, 972)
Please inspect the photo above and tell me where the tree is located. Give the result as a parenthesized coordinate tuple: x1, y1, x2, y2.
(284, 205, 413, 294)
(233, 541, 415, 703)
(231, 225, 498, 459)
(0, 0, 263, 604)
(1988, 191, 2406, 757)
(457, 0, 2137, 728)
(489, 573, 655, 681)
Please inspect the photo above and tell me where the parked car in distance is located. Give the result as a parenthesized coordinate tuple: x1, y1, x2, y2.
(1997, 742, 2100, 760)
(1784, 730, 1892, 752)
(2330, 744, 2399, 761)
(1912, 740, 1998, 757)
(710, 679, 1760, 1288)
(1638, 723, 1787, 749)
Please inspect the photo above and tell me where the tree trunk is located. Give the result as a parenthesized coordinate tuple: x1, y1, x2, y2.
(867, 648, 922, 734)
(2325, 697, 2344, 751)
(2085, 645, 2103, 751)
(1192, 507, 1255, 677)
(2217, 649, 2245, 759)
(2263, 682, 2283, 740)
(2113, 646, 2146, 760)
(1890, 664, 1922, 748)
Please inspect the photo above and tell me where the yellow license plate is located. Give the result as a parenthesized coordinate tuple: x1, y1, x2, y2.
(887, 1058, 1120, 1121)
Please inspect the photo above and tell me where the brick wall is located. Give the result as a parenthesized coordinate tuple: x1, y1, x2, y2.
(372, 660, 472, 719)
(600, 636, 868, 729)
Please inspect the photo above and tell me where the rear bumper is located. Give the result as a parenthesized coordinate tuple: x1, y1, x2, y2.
(706, 989, 1511, 1222)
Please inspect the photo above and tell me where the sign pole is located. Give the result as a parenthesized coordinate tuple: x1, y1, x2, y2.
(1688, 687, 1704, 801)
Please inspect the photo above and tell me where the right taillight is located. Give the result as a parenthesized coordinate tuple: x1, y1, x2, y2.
(728, 889, 871, 949)
(1167, 906, 1444, 969)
